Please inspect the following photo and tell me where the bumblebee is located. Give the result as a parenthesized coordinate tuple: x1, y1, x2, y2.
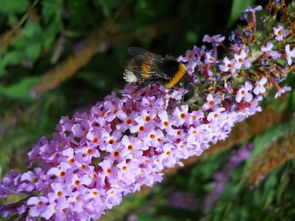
(123, 47, 186, 88)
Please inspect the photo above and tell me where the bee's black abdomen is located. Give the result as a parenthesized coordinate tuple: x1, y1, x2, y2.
(161, 59, 181, 78)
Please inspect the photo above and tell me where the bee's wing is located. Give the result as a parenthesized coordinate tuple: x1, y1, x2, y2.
(128, 47, 162, 59)
(124, 48, 160, 73)
(123, 59, 140, 74)
(128, 47, 153, 57)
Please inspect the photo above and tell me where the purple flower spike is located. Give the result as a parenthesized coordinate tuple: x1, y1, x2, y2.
(0, 79, 267, 220)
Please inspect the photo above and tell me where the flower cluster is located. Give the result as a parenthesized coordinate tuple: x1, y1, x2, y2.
(0, 1, 294, 220)
(0, 83, 261, 220)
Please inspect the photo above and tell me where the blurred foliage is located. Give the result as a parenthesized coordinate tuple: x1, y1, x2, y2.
(0, 0, 294, 220)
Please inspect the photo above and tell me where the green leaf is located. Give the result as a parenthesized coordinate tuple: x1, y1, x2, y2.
(0, 0, 29, 14)
(0, 52, 26, 76)
(42, 0, 63, 23)
(25, 42, 42, 62)
(227, 0, 254, 27)
(2, 51, 26, 66)
(263, 171, 278, 208)
(0, 76, 40, 101)
(23, 23, 42, 38)
(42, 20, 62, 49)
(16, 23, 43, 62)
(0, 62, 7, 76)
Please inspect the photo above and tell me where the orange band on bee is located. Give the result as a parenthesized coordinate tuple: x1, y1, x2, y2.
(164, 63, 186, 88)
(141, 60, 153, 78)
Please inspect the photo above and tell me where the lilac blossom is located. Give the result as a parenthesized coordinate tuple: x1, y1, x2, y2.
(285, 44, 295, 65)
(261, 42, 281, 59)
(202, 94, 221, 111)
(253, 77, 267, 95)
(233, 49, 251, 69)
(219, 56, 235, 73)
(204, 51, 216, 64)
(178, 47, 197, 63)
(244, 5, 263, 13)
(274, 86, 292, 99)
(202, 34, 225, 44)
(273, 24, 289, 41)
(244, 5, 263, 28)
(235, 81, 253, 103)
(203, 34, 225, 57)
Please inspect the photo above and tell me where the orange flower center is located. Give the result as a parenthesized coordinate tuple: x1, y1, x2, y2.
(57, 191, 63, 197)
(127, 145, 133, 150)
(180, 113, 186, 119)
(126, 119, 132, 124)
(86, 148, 92, 154)
(150, 134, 155, 139)
(278, 30, 283, 35)
(74, 180, 80, 186)
(113, 151, 119, 157)
(32, 177, 38, 183)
